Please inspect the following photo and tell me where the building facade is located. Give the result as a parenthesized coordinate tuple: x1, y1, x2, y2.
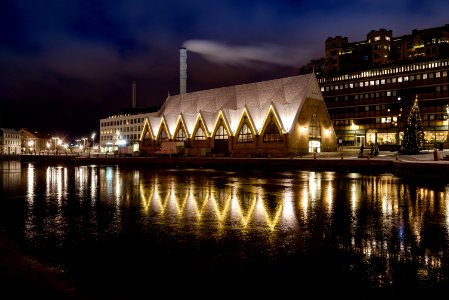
(0, 128, 21, 155)
(19, 128, 53, 154)
(320, 24, 449, 148)
(99, 107, 159, 154)
(139, 73, 336, 157)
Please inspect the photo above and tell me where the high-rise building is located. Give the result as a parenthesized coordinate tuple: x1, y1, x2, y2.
(319, 24, 449, 148)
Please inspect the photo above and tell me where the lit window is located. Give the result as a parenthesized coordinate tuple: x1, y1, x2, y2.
(214, 125, 228, 140)
(263, 121, 280, 142)
(194, 127, 206, 140)
(237, 124, 253, 143)
(175, 128, 186, 141)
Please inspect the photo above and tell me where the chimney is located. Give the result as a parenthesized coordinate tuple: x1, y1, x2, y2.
(132, 80, 136, 108)
(179, 47, 187, 94)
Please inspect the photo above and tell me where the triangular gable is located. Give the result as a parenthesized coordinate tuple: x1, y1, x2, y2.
(148, 115, 163, 138)
(222, 107, 245, 134)
(272, 75, 314, 133)
(246, 102, 271, 133)
(163, 114, 179, 137)
(157, 117, 170, 140)
(306, 74, 324, 101)
(182, 113, 198, 137)
(140, 118, 154, 141)
(200, 110, 218, 134)
(234, 107, 257, 137)
(173, 114, 188, 139)
(260, 104, 284, 134)
(193, 113, 209, 138)
(211, 111, 232, 137)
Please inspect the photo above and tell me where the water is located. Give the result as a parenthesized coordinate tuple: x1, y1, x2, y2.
(1, 160, 449, 298)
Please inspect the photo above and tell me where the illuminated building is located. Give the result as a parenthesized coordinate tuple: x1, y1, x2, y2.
(140, 72, 336, 157)
(99, 107, 159, 154)
(0, 128, 21, 155)
(319, 24, 449, 147)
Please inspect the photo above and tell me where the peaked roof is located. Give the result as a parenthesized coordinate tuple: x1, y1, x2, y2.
(156, 72, 322, 135)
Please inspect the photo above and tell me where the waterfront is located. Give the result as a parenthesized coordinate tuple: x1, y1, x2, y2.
(1, 160, 449, 298)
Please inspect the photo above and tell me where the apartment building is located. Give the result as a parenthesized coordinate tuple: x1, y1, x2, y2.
(319, 24, 449, 147)
(0, 128, 21, 155)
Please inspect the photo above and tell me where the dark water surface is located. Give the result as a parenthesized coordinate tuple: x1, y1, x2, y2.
(1, 160, 449, 298)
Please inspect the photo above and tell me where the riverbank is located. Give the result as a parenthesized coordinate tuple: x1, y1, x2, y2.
(17, 148, 449, 181)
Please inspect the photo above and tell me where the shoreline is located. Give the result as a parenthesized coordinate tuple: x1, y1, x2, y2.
(14, 150, 449, 181)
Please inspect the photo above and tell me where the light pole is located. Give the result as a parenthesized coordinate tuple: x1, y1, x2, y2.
(446, 104, 449, 142)
(91, 132, 96, 152)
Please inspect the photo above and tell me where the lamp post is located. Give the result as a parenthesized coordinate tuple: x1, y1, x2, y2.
(91, 132, 96, 152)
(446, 104, 449, 142)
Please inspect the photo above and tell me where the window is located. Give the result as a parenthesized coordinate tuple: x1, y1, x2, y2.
(175, 128, 186, 141)
(263, 121, 280, 142)
(214, 125, 228, 140)
(309, 114, 321, 138)
(194, 127, 206, 140)
(238, 123, 253, 143)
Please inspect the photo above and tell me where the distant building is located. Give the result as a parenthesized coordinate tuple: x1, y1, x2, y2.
(140, 72, 336, 157)
(99, 106, 160, 154)
(325, 24, 449, 73)
(320, 24, 449, 147)
(0, 128, 21, 155)
(19, 128, 52, 154)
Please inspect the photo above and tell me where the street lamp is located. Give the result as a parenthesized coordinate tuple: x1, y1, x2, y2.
(446, 104, 449, 142)
(28, 140, 34, 154)
(91, 132, 96, 152)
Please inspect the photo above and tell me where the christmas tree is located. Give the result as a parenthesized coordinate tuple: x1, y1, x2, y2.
(400, 95, 424, 154)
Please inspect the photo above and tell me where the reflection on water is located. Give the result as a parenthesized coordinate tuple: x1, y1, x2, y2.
(1, 161, 449, 294)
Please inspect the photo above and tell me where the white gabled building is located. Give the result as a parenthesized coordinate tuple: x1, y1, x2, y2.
(140, 72, 337, 157)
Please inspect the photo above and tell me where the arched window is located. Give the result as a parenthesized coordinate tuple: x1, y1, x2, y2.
(175, 128, 186, 141)
(238, 123, 253, 143)
(214, 125, 228, 140)
(263, 121, 280, 142)
(309, 114, 321, 138)
(194, 127, 206, 140)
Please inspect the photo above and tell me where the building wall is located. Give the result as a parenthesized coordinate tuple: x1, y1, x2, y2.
(318, 58, 449, 146)
(99, 112, 148, 153)
(0, 129, 21, 155)
(139, 97, 336, 158)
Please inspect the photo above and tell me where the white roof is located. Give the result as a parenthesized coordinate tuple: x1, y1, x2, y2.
(152, 72, 322, 137)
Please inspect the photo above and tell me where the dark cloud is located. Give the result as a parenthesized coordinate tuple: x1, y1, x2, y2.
(1, 0, 448, 140)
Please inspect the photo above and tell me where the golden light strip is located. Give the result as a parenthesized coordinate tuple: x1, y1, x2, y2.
(157, 117, 171, 140)
(210, 191, 232, 225)
(234, 194, 257, 228)
(193, 113, 210, 138)
(139, 183, 155, 213)
(238, 107, 257, 137)
(260, 196, 284, 231)
(173, 114, 189, 138)
(139, 118, 154, 141)
(259, 104, 285, 134)
(211, 110, 232, 137)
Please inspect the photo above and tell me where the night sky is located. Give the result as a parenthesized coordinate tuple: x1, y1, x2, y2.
(1, 0, 448, 141)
